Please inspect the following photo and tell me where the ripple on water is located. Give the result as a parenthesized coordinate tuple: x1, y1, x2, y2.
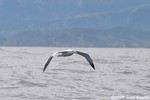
(18, 80, 47, 87)
(1, 47, 150, 99)
(101, 87, 114, 91)
(126, 92, 144, 96)
(142, 86, 150, 91)
(145, 74, 150, 78)
(0, 86, 19, 90)
(117, 70, 137, 75)
(51, 68, 94, 74)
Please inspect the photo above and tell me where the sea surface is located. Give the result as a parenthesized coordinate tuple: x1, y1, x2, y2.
(0, 47, 150, 100)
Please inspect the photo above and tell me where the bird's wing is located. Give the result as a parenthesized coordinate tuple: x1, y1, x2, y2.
(43, 52, 58, 72)
(76, 51, 95, 70)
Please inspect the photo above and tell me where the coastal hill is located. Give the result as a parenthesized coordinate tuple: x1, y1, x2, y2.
(0, 0, 150, 47)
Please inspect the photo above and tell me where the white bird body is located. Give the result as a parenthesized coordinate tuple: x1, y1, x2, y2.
(57, 49, 75, 57)
(43, 49, 95, 72)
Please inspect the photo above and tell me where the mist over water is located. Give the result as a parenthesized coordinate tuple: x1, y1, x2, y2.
(0, 47, 150, 100)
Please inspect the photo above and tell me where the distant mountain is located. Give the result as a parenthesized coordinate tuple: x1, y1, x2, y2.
(0, 0, 150, 47)
(0, 27, 150, 47)
(0, 0, 150, 32)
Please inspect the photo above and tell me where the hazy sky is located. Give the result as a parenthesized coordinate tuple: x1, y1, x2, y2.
(0, 0, 150, 32)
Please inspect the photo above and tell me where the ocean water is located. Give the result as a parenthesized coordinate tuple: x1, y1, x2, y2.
(0, 47, 150, 100)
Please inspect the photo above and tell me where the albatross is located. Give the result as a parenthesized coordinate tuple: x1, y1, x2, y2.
(43, 49, 95, 72)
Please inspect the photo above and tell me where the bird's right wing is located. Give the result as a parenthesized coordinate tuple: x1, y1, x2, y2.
(76, 51, 95, 70)
(43, 52, 58, 72)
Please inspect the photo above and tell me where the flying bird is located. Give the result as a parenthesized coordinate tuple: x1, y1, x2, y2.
(43, 49, 95, 72)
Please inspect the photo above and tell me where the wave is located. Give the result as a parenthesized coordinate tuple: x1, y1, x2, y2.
(0, 48, 32, 55)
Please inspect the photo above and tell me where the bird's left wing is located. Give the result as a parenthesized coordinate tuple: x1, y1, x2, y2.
(76, 51, 95, 70)
(43, 52, 58, 72)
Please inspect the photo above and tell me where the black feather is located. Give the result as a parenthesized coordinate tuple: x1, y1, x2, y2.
(76, 51, 95, 70)
(43, 56, 53, 72)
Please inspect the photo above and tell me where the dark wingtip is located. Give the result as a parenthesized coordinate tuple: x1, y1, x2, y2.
(43, 56, 53, 72)
(43, 68, 45, 72)
(43, 63, 48, 72)
(43, 66, 46, 72)
(91, 63, 95, 70)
